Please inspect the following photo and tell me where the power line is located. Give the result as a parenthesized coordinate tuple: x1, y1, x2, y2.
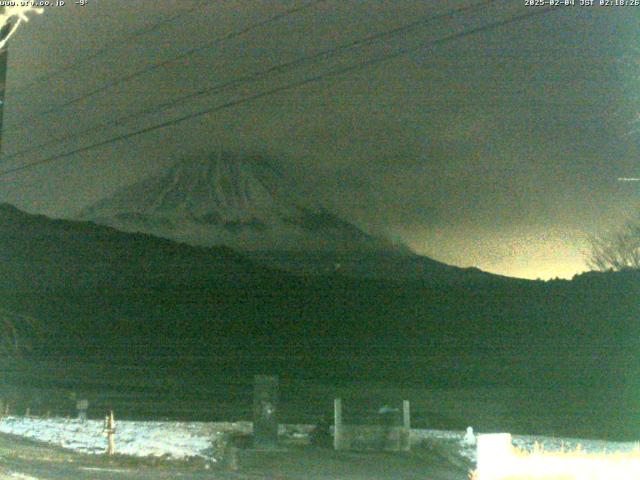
(0, 0, 494, 165)
(0, 6, 558, 180)
(11, 2, 208, 96)
(11, 0, 327, 121)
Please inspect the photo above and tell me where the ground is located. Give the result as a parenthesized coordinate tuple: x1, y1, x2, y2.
(0, 431, 469, 480)
(2, 416, 636, 479)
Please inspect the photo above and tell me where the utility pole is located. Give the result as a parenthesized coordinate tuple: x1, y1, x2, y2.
(0, 5, 46, 156)
(0, 17, 13, 157)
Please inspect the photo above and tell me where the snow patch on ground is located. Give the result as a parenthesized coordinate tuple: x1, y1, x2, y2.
(413, 428, 640, 464)
(0, 416, 637, 467)
(0, 417, 232, 460)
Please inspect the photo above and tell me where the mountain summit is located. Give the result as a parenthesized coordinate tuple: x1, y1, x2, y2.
(80, 152, 385, 253)
(79, 152, 491, 280)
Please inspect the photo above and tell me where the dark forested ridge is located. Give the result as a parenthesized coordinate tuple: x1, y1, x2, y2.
(1, 204, 639, 436)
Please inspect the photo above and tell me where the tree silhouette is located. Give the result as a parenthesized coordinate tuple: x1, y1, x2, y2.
(0, 307, 39, 360)
(586, 220, 640, 271)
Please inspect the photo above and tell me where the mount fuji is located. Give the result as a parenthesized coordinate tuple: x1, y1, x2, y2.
(79, 152, 488, 280)
(80, 152, 388, 252)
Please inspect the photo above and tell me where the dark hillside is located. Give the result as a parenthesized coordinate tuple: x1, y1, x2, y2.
(1, 205, 639, 437)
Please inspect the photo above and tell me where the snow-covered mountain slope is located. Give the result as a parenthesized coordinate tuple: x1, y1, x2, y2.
(78, 152, 500, 280)
(79, 152, 388, 253)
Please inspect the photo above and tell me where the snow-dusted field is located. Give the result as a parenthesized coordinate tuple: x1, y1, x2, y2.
(0, 415, 637, 469)
(0, 416, 249, 460)
(412, 428, 640, 465)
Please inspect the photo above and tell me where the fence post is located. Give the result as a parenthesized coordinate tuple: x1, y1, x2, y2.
(253, 375, 278, 449)
(104, 410, 116, 455)
(333, 398, 342, 450)
(400, 400, 411, 451)
(402, 400, 410, 429)
(76, 399, 89, 422)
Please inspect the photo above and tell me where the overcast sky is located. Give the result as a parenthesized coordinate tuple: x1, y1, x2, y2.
(0, 0, 638, 279)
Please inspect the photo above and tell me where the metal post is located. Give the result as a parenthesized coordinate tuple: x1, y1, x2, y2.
(400, 400, 411, 451)
(333, 398, 342, 450)
(104, 410, 116, 455)
(253, 375, 278, 449)
(76, 399, 89, 422)
(402, 400, 410, 429)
